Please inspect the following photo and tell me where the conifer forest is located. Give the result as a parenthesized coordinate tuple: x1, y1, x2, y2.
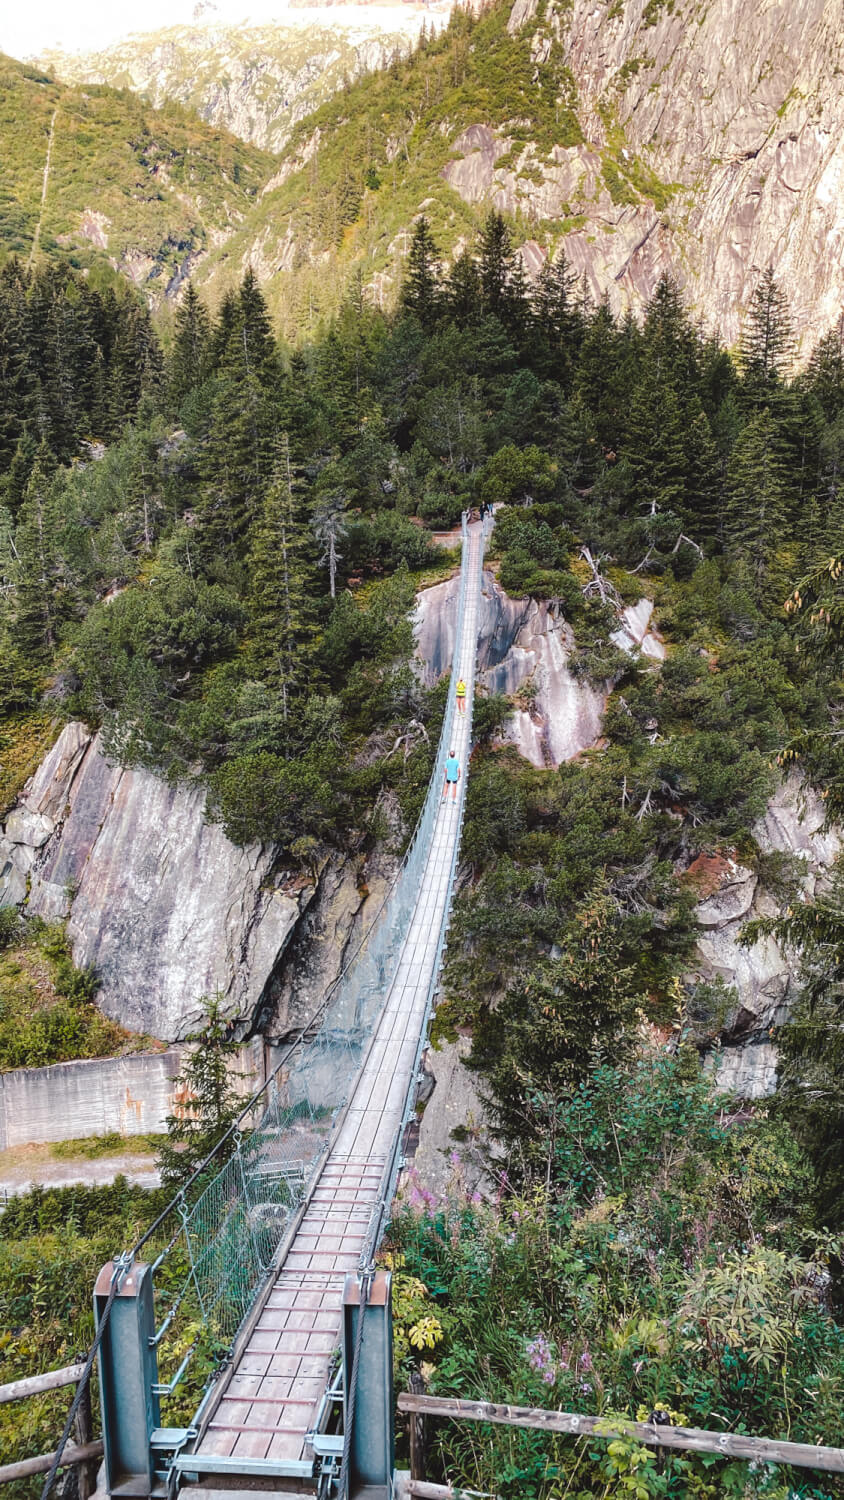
(1, 168, 844, 1496)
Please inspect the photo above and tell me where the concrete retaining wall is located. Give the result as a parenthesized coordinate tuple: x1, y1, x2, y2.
(0, 1043, 262, 1150)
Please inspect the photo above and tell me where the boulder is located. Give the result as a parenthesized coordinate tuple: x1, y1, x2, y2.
(708, 1042, 779, 1100)
(4, 807, 54, 848)
(413, 1033, 495, 1197)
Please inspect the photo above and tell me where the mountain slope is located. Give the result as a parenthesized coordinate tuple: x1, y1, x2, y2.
(39, 8, 446, 156)
(0, 54, 274, 295)
(194, 0, 844, 352)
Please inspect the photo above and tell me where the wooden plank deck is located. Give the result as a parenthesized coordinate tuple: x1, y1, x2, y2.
(193, 520, 484, 1472)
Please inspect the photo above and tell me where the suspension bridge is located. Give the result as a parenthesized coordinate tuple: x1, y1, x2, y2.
(37, 513, 488, 1500)
(5, 511, 844, 1497)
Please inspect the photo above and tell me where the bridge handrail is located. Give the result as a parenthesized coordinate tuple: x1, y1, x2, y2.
(120, 517, 473, 1262)
(359, 511, 490, 1267)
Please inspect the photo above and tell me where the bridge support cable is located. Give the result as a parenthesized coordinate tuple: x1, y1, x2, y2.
(80, 516, 486, 1499)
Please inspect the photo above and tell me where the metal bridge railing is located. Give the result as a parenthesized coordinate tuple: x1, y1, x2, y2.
(140, 515, 480, 1409)
(37, 515, 484, 1500)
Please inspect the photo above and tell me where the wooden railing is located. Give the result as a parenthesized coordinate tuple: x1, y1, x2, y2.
(398, 1393, 844, 1482)
(0, 1364, 102, 1491)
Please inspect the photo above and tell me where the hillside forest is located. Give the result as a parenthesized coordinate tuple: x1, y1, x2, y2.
(1, 218, 844, 1496)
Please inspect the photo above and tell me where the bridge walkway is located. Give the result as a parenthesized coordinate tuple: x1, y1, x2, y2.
(190, 518, 484, 1474)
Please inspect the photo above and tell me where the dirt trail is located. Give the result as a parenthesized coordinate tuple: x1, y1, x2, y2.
(28, 106, 58, 269)
(0, 1149, 160, 1203)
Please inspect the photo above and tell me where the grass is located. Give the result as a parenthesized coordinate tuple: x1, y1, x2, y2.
(50, 1131, 163, 1160)
(0, 919, 151, 1071)
(0, 715, 61, 818)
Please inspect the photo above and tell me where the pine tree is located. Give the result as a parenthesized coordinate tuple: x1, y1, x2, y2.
(724, 407, 790, 593)
(13, 450, 61, 660)
(156, 996, 244, 1192)
(469, 880, 641, 1163)
(233, 269, 279, 386)
(624, 375, 686, 519)
(400, 217, 441, 329)
(682, 402, 721, 543)
(532, 252, 585, 390)
(478, 211, 513, 320)
(805, 318, 844, 421)
(209, 288, 240, 371)
(446, 251, 481, 324)
(169, 281, 210, 408)
(2, 425, 38, 519)
(0, 265, 34, 470)
(574, 300, 640, 453)
(247, 434, 316, 719)
(740, 268, 794, 404)
(201, 274, 281, 556)
(642, 274, 701, 404)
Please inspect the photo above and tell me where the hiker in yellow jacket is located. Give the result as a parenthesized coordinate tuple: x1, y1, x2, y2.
(456, 677, 467, 715)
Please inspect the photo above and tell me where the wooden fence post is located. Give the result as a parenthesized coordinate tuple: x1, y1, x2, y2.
(73, 1371, 96, 1500)
(408, 1369, 427, 1483)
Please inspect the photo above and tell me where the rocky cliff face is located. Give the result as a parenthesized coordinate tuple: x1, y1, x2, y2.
(0, 723, 318, 1039)
(188, 0, 844, 351)
(40, 11, 439, 156)
(415, 568, 606, 766)
(17, 0, 844, 346)
(0, 721, 396, 1043)
(689, 773, 842, 1098)
(443, 0, 844, 352)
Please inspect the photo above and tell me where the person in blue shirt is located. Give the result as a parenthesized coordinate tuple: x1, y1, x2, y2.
(443, 748, 461, 802)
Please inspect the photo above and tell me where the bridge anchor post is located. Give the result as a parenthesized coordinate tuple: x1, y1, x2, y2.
(342, 1271, 394, 1498)
(94, 1260, 161, 1498)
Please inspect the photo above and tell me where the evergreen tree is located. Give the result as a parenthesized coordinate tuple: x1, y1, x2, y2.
(446, 251, 481, 325)
(740, 268, 794, 404)
(13, 450, 61, 660)
(624, 375, 686, 525)
(157, 996, 244, 1192)
(532, 252, 585, 390)
(642, 274, 701, 411)
(478, 211, 513, 320)
(2, 425, 38, 519)
(682, 402, 721, 543)
(805, 318, 844, 421)
(247, 434, 315, 719)
(169, 281, 210, 409)
(201, 273, 281, 555)
(209, 288, 240, 371)
(469, 881, 641, 1167)
(724, 407, 790, 593)
(400, 216, 442, 329)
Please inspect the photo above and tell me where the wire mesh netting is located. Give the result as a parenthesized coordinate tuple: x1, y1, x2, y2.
(129, 515, 487, 1415)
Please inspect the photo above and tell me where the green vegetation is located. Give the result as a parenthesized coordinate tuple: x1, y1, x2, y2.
(0, 1179, 164, 1495)
(0, 205, 843, 1496)
(195, 0, 589, 333)
(391, 1053, 842, 1498)
(156, 996, 246, 1192)
(48, 1131, 162, 1159)
(0, 52, 272, 287)
(0, 916, 140, 1070)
